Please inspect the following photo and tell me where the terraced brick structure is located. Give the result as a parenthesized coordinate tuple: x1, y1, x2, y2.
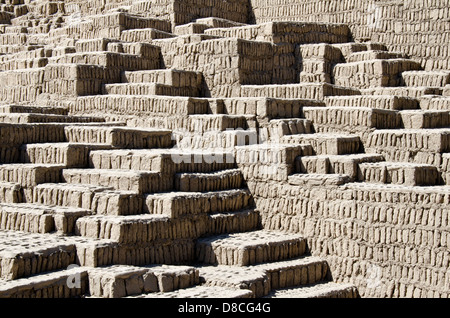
(0, 0, 448, 299)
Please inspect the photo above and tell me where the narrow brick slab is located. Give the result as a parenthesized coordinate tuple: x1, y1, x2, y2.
(196, 230, 307, 266)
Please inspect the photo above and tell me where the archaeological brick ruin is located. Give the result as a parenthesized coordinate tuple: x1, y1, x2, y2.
(0, 0, 448, 299)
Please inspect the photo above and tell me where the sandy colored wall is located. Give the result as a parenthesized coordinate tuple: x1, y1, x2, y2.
(249, 0, 450, 70)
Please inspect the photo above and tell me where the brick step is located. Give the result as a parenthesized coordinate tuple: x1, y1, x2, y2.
(21, 143, 113, 167)
(1, 29, 27, 37)
(120, 28, 175, 42)
(204, 21, 351, 44)
(400, 110, 450, 129)
(266, 118, 313, 140)
(63, 126, 173, 149)
(239, 83, 360, 100)
(62, 168, 166, 194)
(63, 122, 127, 127)
(0, 113, 105, 124)
(361, 86, 443, 98)
(75, 208, 259, 243)
(0, 266, 89, 298)
(3, 43, 43, 58)
(297, 43, 343, 61)
(444, 85, 450, 96)
(0, 229, 78, 280)
(71, 39, 160, 64)
(296, 154, 385, 179)
(174, 168, 243, 192)
(48, 51, 159, 71)
(118, 114, 252, 137)
(174, 22, 211, 35)
(88, 264, 199, 298)
(0, 67, 43, 104)
(0, 46, 47, 61)
(252, 256, 329, 291)
(0, 104, 68, 115)
(288, 173, 351, 186)
(216, 97, 325, 118)
(195, 17, 247, 28)
(40, 61, 121, 97)
(367, 128, 450, 153)
(197, 265, 269, 297)
(401, 70, 450, 88)
(102, 83, 200, 97)
(89, 149, 236, 173)
(199, 256, 329, 297)
(49, 13, 172, 40)
(144, 189, 253, 218)
(73, 214, 184, 243)
(122, 69, 202, 88)
(324, 95, 420, 110)
(205, 209, 261, 237)
(129, 285, 252, 298)
(184, 114, 250, 132)
(32, 183, 143, 216)
(419, 96, 450, 111)
(52, 46, 77, 56)
(333, 59, 422, 89)
(235, 144, 310, 182)
(0, 182, 22, 203)
(175, 129, 258, 151)
(70, 231, 180, 264)
(55, 12, 171, 35)
(264, 281, 358, 298)
(195, 230, 307, 266)
(88, 12, 172, 33)
(0, 33, 27, 46)
(297, 44, 344, 84)
(346, 50, 408, 63)
(299, 68, 332, 84)
(358, 161, 440, 186)
(442, 153, 450, 170)
(0, 202, 90, 234)
(334, 42, 387, 61)
(302, 106, 401, 131)
(1, 25, 28, 34)
(441, 153, 450, 185)
(281, 133, 361, 155)
(0, 57, 48, 71)
(366, 128, 450, 165)
(0, 45, 43, 55)
(0, 203, 53, 234)
(0, 163, 63, 187)
(72, 95, 210, 116)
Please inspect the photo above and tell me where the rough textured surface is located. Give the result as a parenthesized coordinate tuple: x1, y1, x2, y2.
(249, 0, 450, 70)
(0, 0, 448, 299)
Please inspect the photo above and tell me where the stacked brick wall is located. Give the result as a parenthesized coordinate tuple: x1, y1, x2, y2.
(250, 0, 450, 70)
(236, 145, 450, 298)
(251, 180, 449, 298)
